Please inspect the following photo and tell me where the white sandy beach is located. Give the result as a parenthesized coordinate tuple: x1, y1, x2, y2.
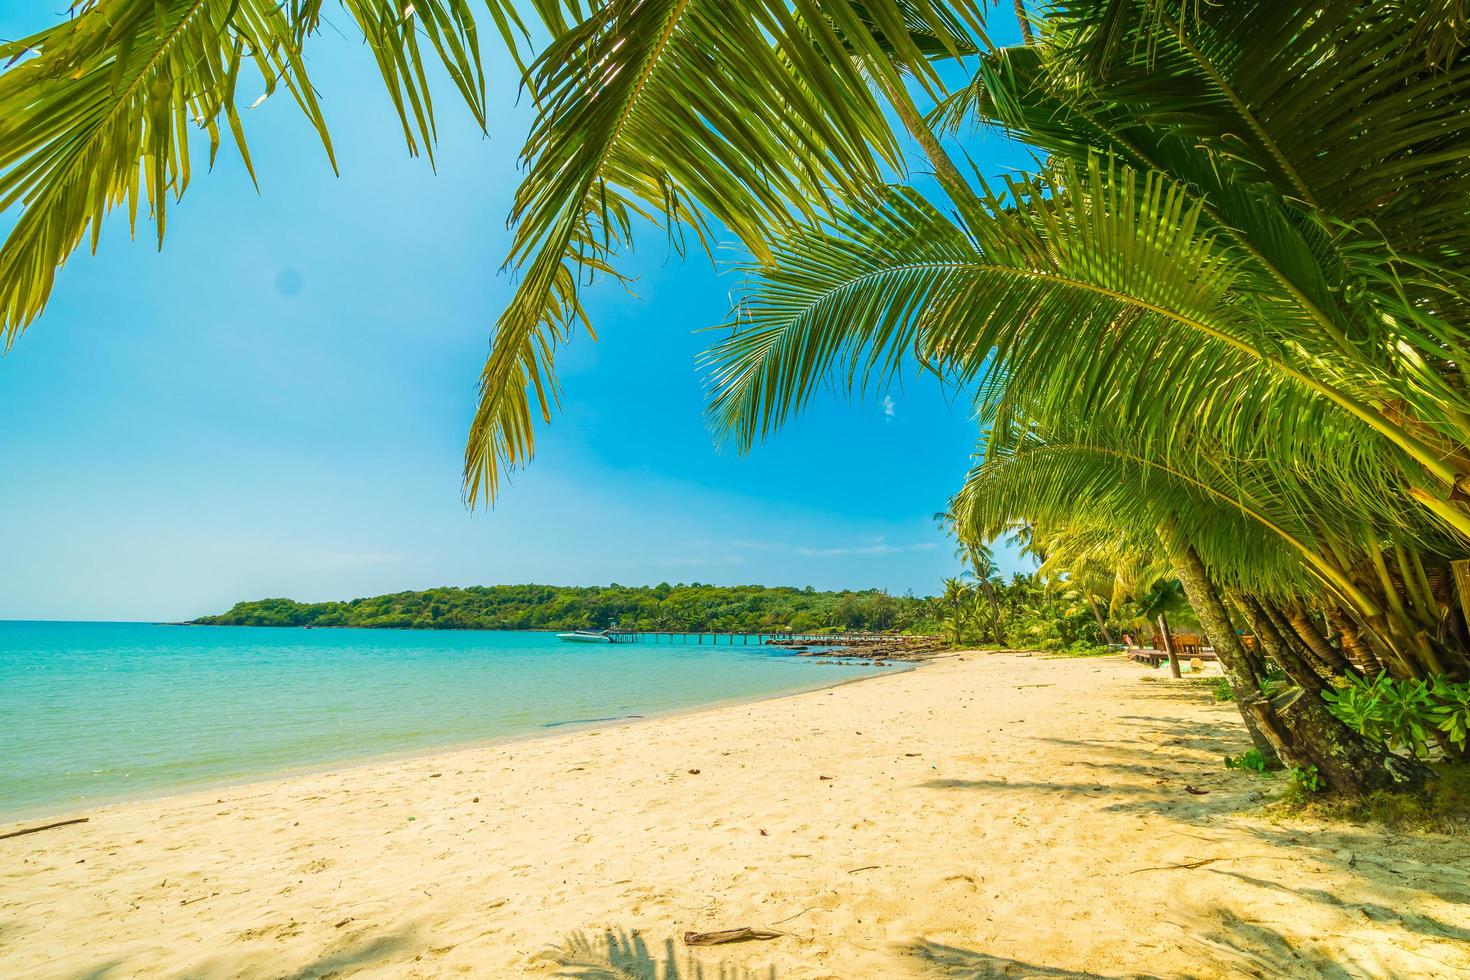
(3, 652, 1468, 978)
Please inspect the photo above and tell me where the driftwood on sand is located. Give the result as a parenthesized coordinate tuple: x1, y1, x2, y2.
(0, 817, 89, 841)
(683, 927, 781, 946)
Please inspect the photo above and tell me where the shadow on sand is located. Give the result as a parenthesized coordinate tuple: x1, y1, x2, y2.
(546, 924, 1414, 980)
(900, 938, 1155, 978)
(550, 929, 777, 979)
(897, 918, 1410, 979)
(68, 923, 423, 980)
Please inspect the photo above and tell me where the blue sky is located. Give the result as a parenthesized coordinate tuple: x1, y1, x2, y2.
(0, 5, 1031, 621)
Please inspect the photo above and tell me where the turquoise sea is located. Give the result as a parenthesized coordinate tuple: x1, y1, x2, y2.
(0, 621, 889, 819)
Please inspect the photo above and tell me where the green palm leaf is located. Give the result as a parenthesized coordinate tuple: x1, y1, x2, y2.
(978, 4, 1470, 373)
(462, 0, 992, 504)
(951, 418, 1375, 615)
(710, 160, 1428, 488)
(0, 0, 518, 348)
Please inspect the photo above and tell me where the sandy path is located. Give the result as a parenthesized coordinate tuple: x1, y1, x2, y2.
(3, 652, 1468, 979)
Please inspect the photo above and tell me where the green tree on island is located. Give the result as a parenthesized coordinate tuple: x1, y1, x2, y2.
(194, 584, 929, 633)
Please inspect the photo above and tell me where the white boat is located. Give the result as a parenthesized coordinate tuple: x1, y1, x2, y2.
(557, 629, 612, 643)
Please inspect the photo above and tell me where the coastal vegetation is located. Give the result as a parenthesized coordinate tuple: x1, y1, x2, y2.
(193, 584, 927, 632)
(697, 2, 1470, 797)
(6, 0, 1470, 804)
(193, 571, 1148, 645)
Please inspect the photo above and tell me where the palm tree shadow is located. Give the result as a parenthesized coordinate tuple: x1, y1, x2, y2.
(274, 925, 421, 980)
(899, 914, 1406, 979)
(550, 929, 776, 979)
(64, 924, 421, 980)
(1177, 908, 1417, 979)
(899, 939, 1159, 978)
(1207, 867, 1470, 942)
(65, 963, 126, 980)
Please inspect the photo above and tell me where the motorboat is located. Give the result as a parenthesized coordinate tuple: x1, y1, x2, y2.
(557, 629, 612, 643)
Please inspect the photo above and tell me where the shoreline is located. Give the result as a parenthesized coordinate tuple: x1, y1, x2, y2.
(0, 657, 925, 828)
(4, 652, 1466, 979)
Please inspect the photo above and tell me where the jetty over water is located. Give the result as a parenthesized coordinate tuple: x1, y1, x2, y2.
(601, 631, 908, 646)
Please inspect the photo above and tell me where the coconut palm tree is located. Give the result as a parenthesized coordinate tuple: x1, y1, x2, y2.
(0, 0, 993, 506)
(946, 410, 1434, 787)
(11, 5, 1470, 536)
(935, 507, 1005, 643)
(699, 4, 1470, 790)
(940, 575, 972, 646)
(705, 4, 1470, 539)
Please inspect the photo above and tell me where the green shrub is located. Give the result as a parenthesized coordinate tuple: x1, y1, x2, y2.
(1047, 641, 1113, 658)
(1322, 672, 1470, 757)
(1268, 763, 1470, 834)
(1225, 748, 1272, 775)
(1430, 676, 1470, 750)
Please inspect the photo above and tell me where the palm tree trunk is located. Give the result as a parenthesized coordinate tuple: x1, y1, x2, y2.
(1013, 0, 1035, 44)
(877, 77, 979, 216)
(1325, 606, 1385, 675)
(1157, 613, 1182, 678)
(1282, 604, 1357, 677)
(1237, 593, 1333, 695)
(1159, 559, 1278, 764)
(1167, 539, 1427, 793)
(985, 588, 1004, 645)
(1224, 592, 1272, 686)
(1086, 593, 1116, 644)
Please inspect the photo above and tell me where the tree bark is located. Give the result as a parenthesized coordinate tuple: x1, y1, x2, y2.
(982, 584, 1004, 645)
(1157, 613, 1182, 678)
(1224, 592, 1271, 686)
(1276, 602, 1355, 678)
(1246, 686, 1428, 795)
(877, 74, 980, 218)
(1325, 606, 1385, 675)
(1013, 0, 1036, 45)
(1168, 540, 1426, 793)
(1239, 595, 1331, 695)
(1161, 543, 1278, 766)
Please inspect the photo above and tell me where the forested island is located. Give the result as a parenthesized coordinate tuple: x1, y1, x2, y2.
(191, 583, 929, 633)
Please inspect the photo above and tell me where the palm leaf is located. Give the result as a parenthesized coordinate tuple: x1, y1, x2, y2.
(951, 417, 1377, 614)
(1049, 1, 1470, 327)
(0, 0, 517, 348)
(463, 0, 991, 504)
(712, 158, 1456, 496)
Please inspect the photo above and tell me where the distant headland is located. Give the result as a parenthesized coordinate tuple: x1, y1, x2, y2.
(190, 583, 932, 633)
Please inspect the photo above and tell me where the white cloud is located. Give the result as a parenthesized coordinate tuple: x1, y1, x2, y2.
(724, 536, 936, 559)
(796, 541, 937, 558)
(881, 394, 896, 419)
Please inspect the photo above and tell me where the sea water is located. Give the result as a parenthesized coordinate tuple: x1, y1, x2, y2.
(0, 621, 890, 819)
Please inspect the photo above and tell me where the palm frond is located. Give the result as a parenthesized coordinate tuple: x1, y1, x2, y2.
(463, 0, 992, 504)
(709, 158, 1461, 505)
(950, 418, 1371, 611)
(704, 183, 975, 451)
(1050, 0, 1470, 298)
(0, 0, 513, 348)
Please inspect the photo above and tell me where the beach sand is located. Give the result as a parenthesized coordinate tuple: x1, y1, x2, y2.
(3, 652, 1468, 978)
